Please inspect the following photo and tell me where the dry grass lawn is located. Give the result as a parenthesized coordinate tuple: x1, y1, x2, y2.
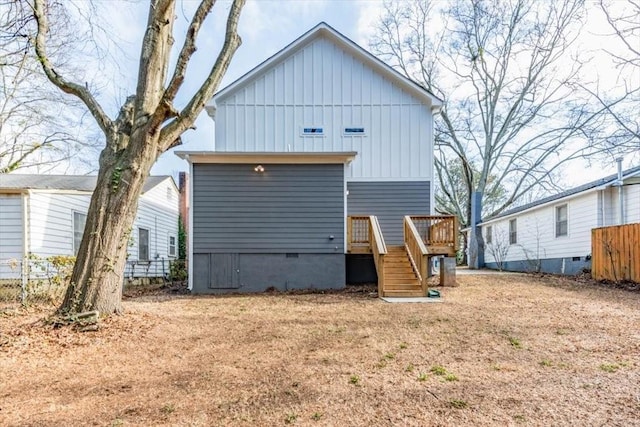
(1, 274, 639, 426)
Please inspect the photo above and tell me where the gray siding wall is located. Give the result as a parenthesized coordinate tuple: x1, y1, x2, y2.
(193, 163, 344, 253)
(347, 181, 430, 244)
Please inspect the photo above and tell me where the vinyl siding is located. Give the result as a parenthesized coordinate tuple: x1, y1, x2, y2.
(602, 184, 640, 226)
(131, 178, 180, 261)
(483, 192, 598, 264)
(214, 37, 433, 181)
(192, 163, 344, 253)
(0, 195, 23, 279)
(25, 181, 178, 262)
(347, 181, 430, 245)
(28, 192, 90, 257)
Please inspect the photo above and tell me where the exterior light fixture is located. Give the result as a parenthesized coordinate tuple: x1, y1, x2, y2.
(254, 165, 265, 173)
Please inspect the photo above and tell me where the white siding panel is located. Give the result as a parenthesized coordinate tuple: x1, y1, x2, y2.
(28, 192, 90, 257)
(625, 184, 640, 223)
(135, 179, 180, 262)
(483, 192, 598, 263)
(25, 180, 178, 264)
(0, 195, 24, 279)
(214, 37, 433, 181)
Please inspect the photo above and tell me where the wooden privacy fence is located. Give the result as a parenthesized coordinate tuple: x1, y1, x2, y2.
(591, 223, 640, 283)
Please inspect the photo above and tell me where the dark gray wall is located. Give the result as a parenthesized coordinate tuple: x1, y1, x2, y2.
(485, 257, 591, 275)
(193, 163, 344, 253)
(193, 253, 345, 293)
(191, 163, 346, 293)
(347, 181, 430, 244)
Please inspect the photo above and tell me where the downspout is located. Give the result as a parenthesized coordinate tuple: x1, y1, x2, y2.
(21, 190, 30, 302)
(616, 158, 624, 225)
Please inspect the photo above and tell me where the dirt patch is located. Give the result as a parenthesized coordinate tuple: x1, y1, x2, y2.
(1, 275, 639, 426)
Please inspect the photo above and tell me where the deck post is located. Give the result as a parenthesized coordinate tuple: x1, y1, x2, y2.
(440, 257, 457, 287)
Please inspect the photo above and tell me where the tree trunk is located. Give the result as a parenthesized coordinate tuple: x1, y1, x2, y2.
(58, 136, 157, 315)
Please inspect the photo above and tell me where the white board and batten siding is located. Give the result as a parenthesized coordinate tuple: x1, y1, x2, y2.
(483, 192, 598, 264)
(0, 194, 24, 279)
(213, 36, 434, 181)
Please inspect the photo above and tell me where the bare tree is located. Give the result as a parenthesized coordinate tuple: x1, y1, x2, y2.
(584, 0, 640, 155)
(0, 1, 98, 173)
(485, 227, 510, 271)
(29, 0, 246, 315)
(371, 0, 606, 232)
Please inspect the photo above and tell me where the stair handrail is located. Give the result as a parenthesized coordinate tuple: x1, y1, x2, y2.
(369, 215, 387, 296)
(404, 215, 429, 293)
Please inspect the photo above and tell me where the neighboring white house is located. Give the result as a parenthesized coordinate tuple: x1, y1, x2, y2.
(479, 165, 640, 274)
(0, 175, 180, 280)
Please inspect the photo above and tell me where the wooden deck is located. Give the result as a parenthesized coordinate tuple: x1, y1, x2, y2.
(347, 215, 458, 297)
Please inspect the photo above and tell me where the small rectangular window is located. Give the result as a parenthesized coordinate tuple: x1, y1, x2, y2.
(485, 225, 492, 244)
(168, 235, 177, 258)
(72, 211, 87, 255)
(509, 219, 517, 244)
(343, 127, 365, 136)
(556, 204, 568, 237)
(139, 228, 150, 261)
(301, 127, 324, 136)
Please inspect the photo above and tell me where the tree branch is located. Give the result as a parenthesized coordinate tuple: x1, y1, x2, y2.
(31, 0, 111, 134)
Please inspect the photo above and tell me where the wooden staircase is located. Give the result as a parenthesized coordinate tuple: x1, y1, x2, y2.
(347, 214, 458, 298)
(383, 246, 423, 297)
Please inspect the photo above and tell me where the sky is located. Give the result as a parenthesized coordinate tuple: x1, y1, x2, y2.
(49, 0, 638, 185)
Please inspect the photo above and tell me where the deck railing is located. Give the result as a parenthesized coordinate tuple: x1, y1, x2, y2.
(346, 215, 387, 294)
(403, 216, 429, 293)
(369, 216, 387, 296)
(346, 216, 370, 253)
(410, 215, 458, 254)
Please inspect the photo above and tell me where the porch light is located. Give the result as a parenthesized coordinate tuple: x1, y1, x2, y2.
(254, 165, 265, 173)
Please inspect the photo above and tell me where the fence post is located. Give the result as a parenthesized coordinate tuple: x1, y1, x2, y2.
(20, 256, 28, 304)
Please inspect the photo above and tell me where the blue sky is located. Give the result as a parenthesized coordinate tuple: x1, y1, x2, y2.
(61, 0, 635, 183)
(143, 0, 384, 177)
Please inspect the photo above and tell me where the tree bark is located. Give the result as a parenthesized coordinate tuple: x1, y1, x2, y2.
(59, 135, 158, 314)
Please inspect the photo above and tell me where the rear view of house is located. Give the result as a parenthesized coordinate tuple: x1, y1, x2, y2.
(178, 23, 457, 296)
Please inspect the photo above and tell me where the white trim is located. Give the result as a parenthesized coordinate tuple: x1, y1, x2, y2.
(554, 203, 569, 238)
(343, 165, 348, 254)
(300, 126, 326, 137)
(342, 127, 367, 137)
(188, 162, 194, 291)
(167, 234, 177, 258)
(72, 210, 87, 256)
(138, 227, 150, 262)
(345, 176, 431, 182)
(176, 151, 357, 165)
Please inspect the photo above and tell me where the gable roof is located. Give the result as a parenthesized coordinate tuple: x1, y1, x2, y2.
(0, 174, 174, 194)
(480, 165, 640, 224)
(208, 22, 442, 116)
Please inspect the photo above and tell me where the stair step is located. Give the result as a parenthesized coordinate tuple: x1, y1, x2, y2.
(384, 283, 422, 290)
(383, 290, 425, 297)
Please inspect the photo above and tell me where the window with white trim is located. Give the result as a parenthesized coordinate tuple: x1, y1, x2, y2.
(138, 228, 150, 261)
(509, 219, 517, 244)
(168, 235, 177, 258)
(486, 225, 492, 244)
(555, 204, 568, 237)
(343, 127, 366, 136)
(301, 127, 324, 136)
(72, 211, 87, 255)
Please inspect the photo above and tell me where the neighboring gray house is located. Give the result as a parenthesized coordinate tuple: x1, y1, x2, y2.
(479, 165, 640, 274)
(0, 175, 179, 280)
(177, 22, 448, 294)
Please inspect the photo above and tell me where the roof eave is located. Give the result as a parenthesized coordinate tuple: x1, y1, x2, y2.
(208, 22, 441, 112)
